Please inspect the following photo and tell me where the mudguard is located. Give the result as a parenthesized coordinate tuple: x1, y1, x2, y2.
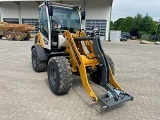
(31, 44, 47, 62)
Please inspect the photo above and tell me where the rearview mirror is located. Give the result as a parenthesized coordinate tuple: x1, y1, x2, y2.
(81, 10, 85, 20)
(48, 5, 53, 16)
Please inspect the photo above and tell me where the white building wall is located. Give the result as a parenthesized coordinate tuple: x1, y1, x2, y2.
(85, 0, 111, 40)
(0, 2, 19, 20)
(0, 2, 39, 22)
(85, 0, 111, 19)
(20, 2, 39, 19)
(110, 30, 121, 42)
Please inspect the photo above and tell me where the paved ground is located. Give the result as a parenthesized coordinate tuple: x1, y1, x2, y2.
(0, 38, 160, 120)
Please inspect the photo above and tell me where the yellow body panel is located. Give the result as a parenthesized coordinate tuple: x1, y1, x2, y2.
(109, 67, 122, 90)
(36, 32, 45, 48)
(64, 30, 98, 102)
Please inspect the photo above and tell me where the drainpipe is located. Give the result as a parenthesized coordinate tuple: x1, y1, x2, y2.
(108, 0, 113, 41)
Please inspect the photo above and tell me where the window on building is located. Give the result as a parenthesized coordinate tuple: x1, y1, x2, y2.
(86, 20, 107, 37)
(3, 18, 19, 24)
(22, 19, 39, 34)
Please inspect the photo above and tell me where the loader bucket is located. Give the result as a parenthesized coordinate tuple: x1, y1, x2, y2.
(98, 93, 133, 108)
(92, 36, 133, 108)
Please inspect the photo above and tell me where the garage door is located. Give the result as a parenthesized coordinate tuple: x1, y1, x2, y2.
(22, 19, 39, 34)
(86, 19, 107, 38)
(3, 18, 19, 24)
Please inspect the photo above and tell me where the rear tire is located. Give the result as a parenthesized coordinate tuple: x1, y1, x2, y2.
(15, 32, 25, 41)
(31, 48, 46, 72)
(107, 55, 115, 75)
(5, 31, 14, 40)
(47, 57, 73, 95)
(90, 55, 115, 85)
(24, 33, 31, 40)
(0, 35, 2, 39)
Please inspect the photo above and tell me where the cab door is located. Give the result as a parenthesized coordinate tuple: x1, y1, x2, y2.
(39, 5, 51, 49)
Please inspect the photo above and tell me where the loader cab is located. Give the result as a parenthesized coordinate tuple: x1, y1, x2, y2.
(39, 3, 84, 50)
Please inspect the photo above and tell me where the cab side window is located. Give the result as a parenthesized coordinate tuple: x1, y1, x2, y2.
(39, 6, 49, 39)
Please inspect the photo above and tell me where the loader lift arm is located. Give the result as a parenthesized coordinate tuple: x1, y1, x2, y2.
(64, 30, 133, 108)
(64, 30, 98, 102)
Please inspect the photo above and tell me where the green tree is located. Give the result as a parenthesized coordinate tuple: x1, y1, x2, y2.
(123, 16, 135, 32)
(139, 13, 156, 34)
(114, 18, 125, 31)
(112, 13, 158, 39)
(113, 17, 135, 32)
(134, 13, 143, 30)
(156, 21, 160, 34)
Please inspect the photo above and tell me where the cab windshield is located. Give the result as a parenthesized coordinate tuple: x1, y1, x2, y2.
(50, 7, 81, 33)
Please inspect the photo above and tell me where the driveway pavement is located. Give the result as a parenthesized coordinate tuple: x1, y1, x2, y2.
(0, 38, 160, 120)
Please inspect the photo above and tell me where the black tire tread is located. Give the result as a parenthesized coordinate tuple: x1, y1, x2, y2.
(48, 57, 73, 95)
(0, 35, 2, 39)
(32, 48, 46, 72)
(36, 62, 46, 72)
(24, 33, 31, 40)
(106, 55, 115, 75)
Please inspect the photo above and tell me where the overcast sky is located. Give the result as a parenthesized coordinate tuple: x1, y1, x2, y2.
(111, 0, 160, 22)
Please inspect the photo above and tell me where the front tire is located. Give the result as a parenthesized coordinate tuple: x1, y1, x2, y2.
(31, 48, 46, 72)
(47, 57, 73, 95)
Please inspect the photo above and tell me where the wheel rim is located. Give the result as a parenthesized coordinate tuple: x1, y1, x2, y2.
(50, 66, 56, 85)
(7, 34, 12, 39)
(16, 34, 21, 40)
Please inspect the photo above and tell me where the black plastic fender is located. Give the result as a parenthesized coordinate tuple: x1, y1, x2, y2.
(46, 52, 69, 64)
(31, 44, 47, 62)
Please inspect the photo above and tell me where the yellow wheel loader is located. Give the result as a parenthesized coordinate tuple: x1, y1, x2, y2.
(31, 1, 133, 109)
